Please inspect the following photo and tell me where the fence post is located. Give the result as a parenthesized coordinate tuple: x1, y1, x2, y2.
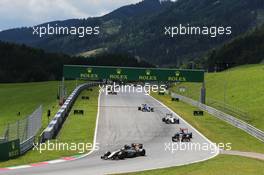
(5, 123, 10, 141)
(26, 117, 29, 140)
(17, 120, 20, 141)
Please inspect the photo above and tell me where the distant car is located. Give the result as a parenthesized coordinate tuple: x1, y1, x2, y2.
(101, 143, 146, 160)
(172, 128, 193, 142)
(108, 91, 117, 95)
(162, 113, 180, 124)
(138, 104, 154, 112)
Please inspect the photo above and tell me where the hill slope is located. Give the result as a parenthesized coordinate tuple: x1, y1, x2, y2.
(205, 26, 264, 71)
(171, 64, 264, 131)
(0, 41, 153, 83)
(1, 0, 264, 66)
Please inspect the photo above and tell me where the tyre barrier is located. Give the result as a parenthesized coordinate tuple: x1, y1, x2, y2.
(74, 110, 84, 115)
(193, 111, 204, 116)
(40, 82, 100, 143)
(172, 97, 179, 102)
(81, 96, 90, 100)
(158, 92, 165, 95)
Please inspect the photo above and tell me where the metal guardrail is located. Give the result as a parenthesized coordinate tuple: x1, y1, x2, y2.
(40, 82, 100, 143)
(170, 92, 264, 142)
(207, 98, 250, 122)
(20, 136, 35, 154)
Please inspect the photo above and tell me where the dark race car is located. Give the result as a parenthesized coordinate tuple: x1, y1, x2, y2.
(108, 91, 118, 95)
(162, 113, 180, 124)
(138, 104, 154, 112)
(172, 128, 193, 142)
(101, 144, 146, 160)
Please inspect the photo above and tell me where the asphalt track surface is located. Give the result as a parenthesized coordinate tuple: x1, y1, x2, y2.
(3, 90, 218, 175)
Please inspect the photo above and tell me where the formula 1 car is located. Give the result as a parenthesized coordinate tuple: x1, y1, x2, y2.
(101, 143, 146, 160)
(172, 128, 193, 142)
(108, 91, 118, 95)
(138, 104, 154, 112)
(162, 113, 180, 124)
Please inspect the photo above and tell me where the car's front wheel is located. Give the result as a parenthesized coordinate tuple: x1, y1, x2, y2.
(140, 149, 146, 156)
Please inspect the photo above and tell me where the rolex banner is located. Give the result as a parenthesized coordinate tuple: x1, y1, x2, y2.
(63, 65, 205, 83)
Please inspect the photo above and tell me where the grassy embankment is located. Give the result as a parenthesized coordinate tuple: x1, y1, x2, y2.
(0, 82, 99, 168)
(170, 64, 264, 131)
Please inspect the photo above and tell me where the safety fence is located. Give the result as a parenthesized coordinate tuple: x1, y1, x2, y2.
(40, 82, 100, 143)
(0, 105, 42, 158)
(207, 98, 251, 122)
(170, 92, 264, 142)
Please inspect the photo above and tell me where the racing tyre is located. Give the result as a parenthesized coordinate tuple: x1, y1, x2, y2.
(140, 149, 146, 156)
(118, 151, 126, 160)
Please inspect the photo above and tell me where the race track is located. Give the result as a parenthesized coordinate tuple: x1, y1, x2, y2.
(3, 90, 218, 175)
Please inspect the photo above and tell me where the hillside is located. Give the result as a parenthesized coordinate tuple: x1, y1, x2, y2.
(0, 41, 153, 83)
(171, 64, 264, 131)
(1, 0, 264, 66)
(205, 26, 264, 71)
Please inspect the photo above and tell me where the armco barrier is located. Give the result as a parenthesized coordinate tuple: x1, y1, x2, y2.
(20, 136, 35, 155)
(170, 92, 264, 142)
(40, 82, 100, 143)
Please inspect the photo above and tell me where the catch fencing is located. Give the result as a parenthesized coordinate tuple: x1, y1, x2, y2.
(0, 106, 43, 154)
(170, 92, 264, 142)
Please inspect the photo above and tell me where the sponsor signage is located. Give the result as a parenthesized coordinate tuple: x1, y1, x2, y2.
(0, 139, 20, 161)
(63, 65, 204, 83)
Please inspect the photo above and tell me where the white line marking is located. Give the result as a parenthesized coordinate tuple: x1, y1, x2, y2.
(149, 94, 219, 152)
(77, 90, 102, 159)
(107, 94, 220, 174)
(2, 88, 102, 171)
(47, 160, 66, 164)
(8, 165, 31, 170)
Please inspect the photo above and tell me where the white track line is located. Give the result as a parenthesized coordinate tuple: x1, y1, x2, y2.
(77, 90, 102, 159)
(108, 94, 220, 174)
(2, 91, 220, 173)
(149, 94, 219, 153)
(1, 89, 102, 170)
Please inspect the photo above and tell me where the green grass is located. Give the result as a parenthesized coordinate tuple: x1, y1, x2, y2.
(171, 64, 264, 130)
(152, 93, 264, 153)
(120, 155, 264, 175)
(0, 81, 77, 133)
(0, 85, 99, 168)
(57, 87, 99, 148)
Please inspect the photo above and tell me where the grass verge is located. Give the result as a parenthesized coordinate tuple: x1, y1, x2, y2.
(0, 81, 77, 133)
(171, 64, 264, 130)
(0, 86, 99, 168)
(152, 93, 264, 153)
(119, 155, 264, 175)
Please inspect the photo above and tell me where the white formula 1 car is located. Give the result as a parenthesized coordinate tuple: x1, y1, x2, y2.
(162, 113, 180, 124)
